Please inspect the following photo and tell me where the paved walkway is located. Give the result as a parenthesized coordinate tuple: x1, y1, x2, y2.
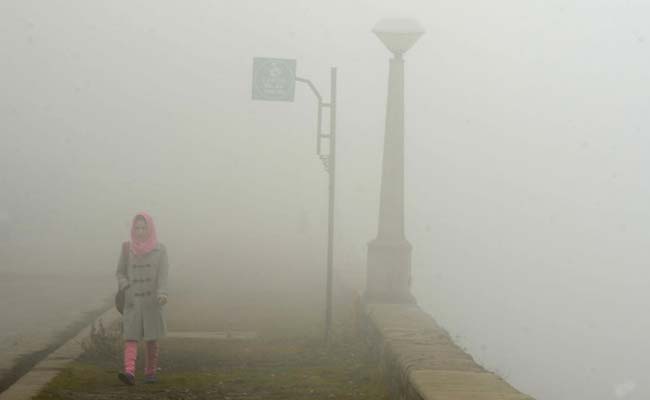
(0, 263, 380, 400)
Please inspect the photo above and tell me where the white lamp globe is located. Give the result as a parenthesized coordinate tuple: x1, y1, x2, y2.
(373, 18, 425, 55)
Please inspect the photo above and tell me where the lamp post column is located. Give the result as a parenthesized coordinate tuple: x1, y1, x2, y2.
(364, 19, 424, 304)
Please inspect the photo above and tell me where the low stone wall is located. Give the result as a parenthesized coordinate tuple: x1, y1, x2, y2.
(0, 307, 120, 400)
(361, 302, 534, 400)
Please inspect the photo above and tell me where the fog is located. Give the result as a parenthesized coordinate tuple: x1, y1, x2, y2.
(1, 1, 649, 399)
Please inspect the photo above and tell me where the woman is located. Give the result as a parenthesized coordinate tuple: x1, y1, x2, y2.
(115, 212, 169, 385)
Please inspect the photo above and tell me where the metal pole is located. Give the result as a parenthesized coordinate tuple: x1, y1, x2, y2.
(325, 67, 337, 343)
(295, 71, 337, 343)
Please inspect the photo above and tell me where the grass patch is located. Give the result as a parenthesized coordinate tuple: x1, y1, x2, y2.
(33, 286, 389, 400)
(35, 336, 388, 400)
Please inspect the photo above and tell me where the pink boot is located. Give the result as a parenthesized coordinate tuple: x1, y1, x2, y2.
(118, 340, 137, 385)
(144, 340, 159, 383)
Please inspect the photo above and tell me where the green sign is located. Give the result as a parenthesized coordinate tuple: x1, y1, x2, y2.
(252, 57, 296, 101)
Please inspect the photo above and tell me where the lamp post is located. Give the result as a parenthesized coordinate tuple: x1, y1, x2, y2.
(364, 19, 424, 304)
(252, 58, 337, 342)
(294, 70, 338, 343)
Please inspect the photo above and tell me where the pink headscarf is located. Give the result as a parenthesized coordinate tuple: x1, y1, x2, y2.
(130, 212, 158, 256)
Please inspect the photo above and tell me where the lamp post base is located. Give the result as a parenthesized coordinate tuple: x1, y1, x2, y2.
(363, 238, 416, 304)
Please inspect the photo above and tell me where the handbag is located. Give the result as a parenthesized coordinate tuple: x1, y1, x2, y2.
(115, 242, 130, 314)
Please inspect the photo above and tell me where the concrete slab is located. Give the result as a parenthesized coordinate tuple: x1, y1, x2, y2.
(166, 331, 258, 340)
(411, 370, 521, 392)
(422, 393, 534, 400)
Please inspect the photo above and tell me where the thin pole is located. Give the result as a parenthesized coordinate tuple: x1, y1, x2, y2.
(325, 67, 337, 343)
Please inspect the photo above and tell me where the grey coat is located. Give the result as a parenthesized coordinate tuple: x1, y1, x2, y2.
(116, 242, 169, 341)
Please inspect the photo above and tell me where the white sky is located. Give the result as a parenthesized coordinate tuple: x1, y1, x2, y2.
(1, 1, 650, 399)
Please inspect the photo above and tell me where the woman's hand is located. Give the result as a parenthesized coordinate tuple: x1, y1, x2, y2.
(157, 294, 168, 305)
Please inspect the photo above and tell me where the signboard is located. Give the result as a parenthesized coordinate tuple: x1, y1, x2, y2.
(252, 57, 296, 101)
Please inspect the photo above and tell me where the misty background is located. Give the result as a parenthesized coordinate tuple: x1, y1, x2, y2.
(1, 1, 649, 399)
